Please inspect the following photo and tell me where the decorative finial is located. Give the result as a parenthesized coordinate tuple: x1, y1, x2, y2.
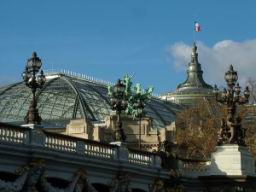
(177, 41, 213, 90)
(32, 52, 37, 58)
(192, 42, 197, 53)
(225, 65, 238, 87)
(191, 42, 198, 63)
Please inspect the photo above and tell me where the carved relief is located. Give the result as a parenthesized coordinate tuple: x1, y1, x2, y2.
(0, 159, 45, 192)
(109, 172, 131, 192)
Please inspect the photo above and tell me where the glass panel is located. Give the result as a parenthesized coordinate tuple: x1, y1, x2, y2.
(0, 75, 182, 130)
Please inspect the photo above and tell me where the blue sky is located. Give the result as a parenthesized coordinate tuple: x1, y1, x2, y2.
(0, 1, 255, 93)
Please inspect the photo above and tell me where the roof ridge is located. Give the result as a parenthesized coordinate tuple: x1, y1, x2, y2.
(44, 69, 113, 86)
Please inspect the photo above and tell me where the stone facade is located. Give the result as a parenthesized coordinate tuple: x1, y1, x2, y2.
(0, 122, 171, 192)
(50, 115, 176, 152)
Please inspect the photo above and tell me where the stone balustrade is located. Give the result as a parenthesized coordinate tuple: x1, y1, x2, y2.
(0, 125, 29, 144)
(0, 123, 162, 168)
(128, 149, 153, 166)
(84, 141, 115, 159)
(45, 133, 77, 152)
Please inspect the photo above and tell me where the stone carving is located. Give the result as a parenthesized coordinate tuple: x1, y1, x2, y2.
(109, 172, 131, 192)
(149, 177, 184, 192)
(0, 167, 29, 192)
(74, 169, 97, 192)
(40, 169, 97, 192)
(0, 160, 98, 192)
(0, 159, 45, 192)
(24, 159, 45, 192)
(149, 179, 165, 192)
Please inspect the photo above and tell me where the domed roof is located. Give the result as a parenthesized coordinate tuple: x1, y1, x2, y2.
(0, 72, 182, 129)
(160, 43, 215, 106)
(177, 43, 212, 91)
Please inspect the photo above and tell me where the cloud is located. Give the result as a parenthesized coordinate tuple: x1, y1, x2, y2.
(169, 39, 256, 87)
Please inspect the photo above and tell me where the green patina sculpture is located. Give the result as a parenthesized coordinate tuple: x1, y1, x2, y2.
(108, 74, 153, 119)
(107, 74, 133, 100)
(127, 83, 154, 119)
(123, 74, 133, 98)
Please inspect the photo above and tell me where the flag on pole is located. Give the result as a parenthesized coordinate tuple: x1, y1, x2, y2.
(194, 21, 201, 32)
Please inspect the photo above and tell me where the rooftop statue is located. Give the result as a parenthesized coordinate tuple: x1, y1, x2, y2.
(123, 74, 133, 98)
(127, 83, 153, 119)
(108, 75, 153, 119)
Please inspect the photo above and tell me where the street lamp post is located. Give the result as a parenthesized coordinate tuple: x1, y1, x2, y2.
(133, 98, 145, 149)
(214, 65, 250, 145)
(22, 52, 46, 125)
(128, 83, 153, 149)
(109, 79, 128, 142)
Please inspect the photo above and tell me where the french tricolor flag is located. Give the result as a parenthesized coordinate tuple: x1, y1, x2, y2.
(194, 21, 201, 32)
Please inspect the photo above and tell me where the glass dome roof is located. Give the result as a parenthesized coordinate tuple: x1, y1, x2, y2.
(0, 72, 182, 129)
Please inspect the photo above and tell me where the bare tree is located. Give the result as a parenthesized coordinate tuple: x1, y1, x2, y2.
(175, 99, 256, 160)
(242, 105, 256, 157)
(175, 99, 223, 160)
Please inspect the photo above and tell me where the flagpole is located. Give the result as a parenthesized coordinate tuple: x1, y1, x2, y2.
(193, 21, 197, 44)
(194, 21, 200, 44)
(193, 24, 196, 44)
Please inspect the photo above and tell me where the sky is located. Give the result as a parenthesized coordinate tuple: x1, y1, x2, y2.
(0, 0, 256, 93)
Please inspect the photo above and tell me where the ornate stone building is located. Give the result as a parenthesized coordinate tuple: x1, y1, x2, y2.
(0, 71, 181, 151)
(0, 49, 256, 191)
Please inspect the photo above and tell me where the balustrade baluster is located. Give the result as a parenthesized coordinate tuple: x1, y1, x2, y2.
(0, 126, 162, 168)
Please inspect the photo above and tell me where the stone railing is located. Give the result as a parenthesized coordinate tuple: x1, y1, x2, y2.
(84, 141, 115, 159)
(0, 123, 162, 168)
(0, 124, 29, 144)
(128, 149, 154, 166)
(45, 133, 77, 152)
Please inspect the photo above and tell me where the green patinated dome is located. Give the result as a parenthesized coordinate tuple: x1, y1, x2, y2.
(161, 43, 214, 106)
(177, 43, 212, 90)
(0, 72, 182, 129)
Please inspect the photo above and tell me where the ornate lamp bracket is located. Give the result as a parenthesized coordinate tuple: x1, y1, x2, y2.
(22, 52, 46, 125)
(215, 65, 250, 146)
